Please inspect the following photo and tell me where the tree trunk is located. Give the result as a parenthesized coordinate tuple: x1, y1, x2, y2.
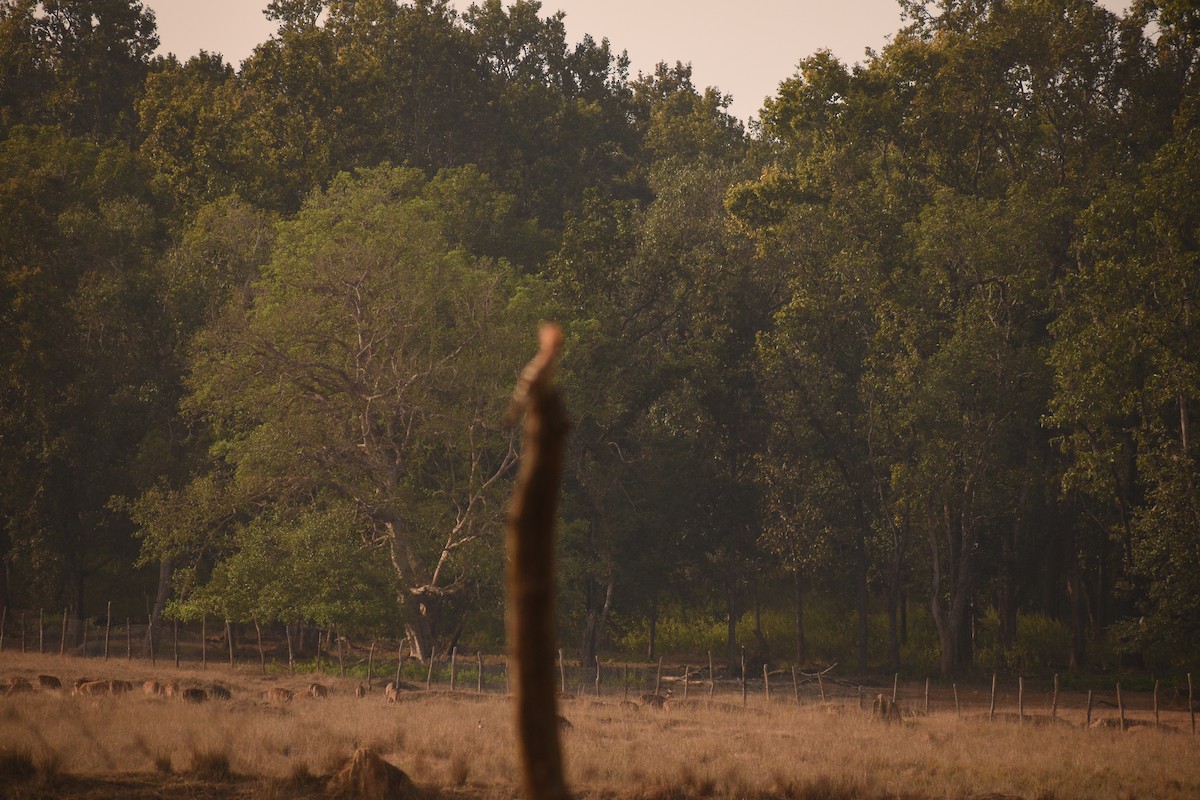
(146, 558, 173, 652)
(793, 569, 807, 665)
(752, 580, 770, 659)
(404, 611, 435, 663)
(725, 580, 739, 671)
(579, 577, 613, 668)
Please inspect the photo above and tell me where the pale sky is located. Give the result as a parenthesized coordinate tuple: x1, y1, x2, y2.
(145, 0, 1131, 124)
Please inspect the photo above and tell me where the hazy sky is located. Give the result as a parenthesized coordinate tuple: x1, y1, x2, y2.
(146, 0, 1130, 123)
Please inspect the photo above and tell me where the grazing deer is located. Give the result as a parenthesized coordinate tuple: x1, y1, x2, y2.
(354, 683, 366, 698)
(384, 682, 399, 703)
(182, 687, 208, 703)
(209, 684, 231, 701)
(109, 679, 134, 695)
(163, 680, 180, 698)
(640, 688, 674, 710)
(74, 680, 110, 697)
(5, 676, 33, 695)
(143, 679, 164, 697)
(307, 682, 331, 699)
(265, 687, 293, 704)
(35, 675, 62, 691)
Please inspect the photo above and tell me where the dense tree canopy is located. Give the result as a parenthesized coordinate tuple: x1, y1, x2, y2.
(1, 0, 1196, 675)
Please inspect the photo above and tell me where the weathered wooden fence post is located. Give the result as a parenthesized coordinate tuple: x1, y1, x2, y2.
(173, 619, 179, 668)
(655, 656, 663, 696)
(792, 666, 800, 705)
(892, 673, 899, 704)
(817, 671, 826, 703)
(1154, 679, 1160, 728)
(953, 683, 960, 717)
(1018, 677, 1024, 723)
(426, 647, 436, 691)
(126, 617, 132, 661)
(708, 651, 715, 700)
(104, 601, 112, 660)
(226, 620, 235, 668)
(479, 652, 485, 695)
(201, 615, 207, 670)
(504, 323, 571, 800)
(59, 609, 68, 657)
(1086, 690, 1093, 728)
(39, 609, 44, 653)
(1117, 683, 1125, 729)
(1189, 673, 1195, 735)
(925, 677, 930, 714)
(367, 641, 376, 689)
(450, 647, 458, 692)
(989, 673, 997, 721)
(740, 647, 747, 708)
(763, 664, 771, 705)
(0, 606, 6, 651)
(1051, 674, 1059, 720)
(337, 631, 345, 677)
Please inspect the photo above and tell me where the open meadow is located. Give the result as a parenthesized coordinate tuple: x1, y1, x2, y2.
(0, 651, 1197, 799)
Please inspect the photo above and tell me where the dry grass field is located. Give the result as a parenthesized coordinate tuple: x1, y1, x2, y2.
(0, 651, 1197, 799)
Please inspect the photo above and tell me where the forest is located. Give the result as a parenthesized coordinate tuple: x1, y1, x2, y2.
(0, 0, 1196, 680)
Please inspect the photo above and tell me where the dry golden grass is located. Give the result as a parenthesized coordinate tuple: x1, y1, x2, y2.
(0, 651, 1197, 799)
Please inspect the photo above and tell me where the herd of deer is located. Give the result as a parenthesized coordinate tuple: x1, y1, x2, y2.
(1, 673, 369, 705)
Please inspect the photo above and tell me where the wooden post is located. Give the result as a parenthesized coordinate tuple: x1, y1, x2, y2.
(201, 615, 207, 670)
(255, 620, 266, 675)
(39, 609, 44, 654)
(315, 629, 323, 674)
(284, 622, 293, 674)
(505, 658, 510, 696)
(173, 619, 179, 668)
(149, 614, 157, 667)
(395, 643, 403, 689)
(708, 651, 715, 700)
(558, 648, 566, 695)
(1154, 679, 1160, 729)
(104, 601, 112, 660)
(1018, 676, 1024, 722)
(337, 631, 345, 677)
(82, 616, 89, 657)
(593, 657, 600, 697)
(1117, 683, 1125, 730)
(655, 656, 663, 695)
(1086, 690, 1093, 729)
(60, 609, 68, 657)
(763, 664, 771, 704)
(925, 678, 930, 714)
(817, 671, 826, 702)
(740, 647, 747, 708)
(682, 664, 689, 699)
(989, 673, 997, 721)
(480, 652, 486, 694)
(0, 606, 5, 651)
(426, 647, 437, 690)
(1051, 674, 1059, 720)
(20, 611, 25, 653)
(226, 620, 235, 667)
(504, 323, 570, 800)
(953, 683, 960, 717)
(126, 617, 132, 660)
(368, 641, 376, 690)
(1189, 673, 1195, 735)
(623, 663, 629, 700)
(450, 647, 458, 692)
(792, 666, 800, 705)
(892, 673, 899, 704)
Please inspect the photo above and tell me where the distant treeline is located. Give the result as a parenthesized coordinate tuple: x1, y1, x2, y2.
(0, 0, 1196, 677)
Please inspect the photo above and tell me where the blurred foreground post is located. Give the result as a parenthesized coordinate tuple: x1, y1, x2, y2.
(505, 323, 570, 800)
